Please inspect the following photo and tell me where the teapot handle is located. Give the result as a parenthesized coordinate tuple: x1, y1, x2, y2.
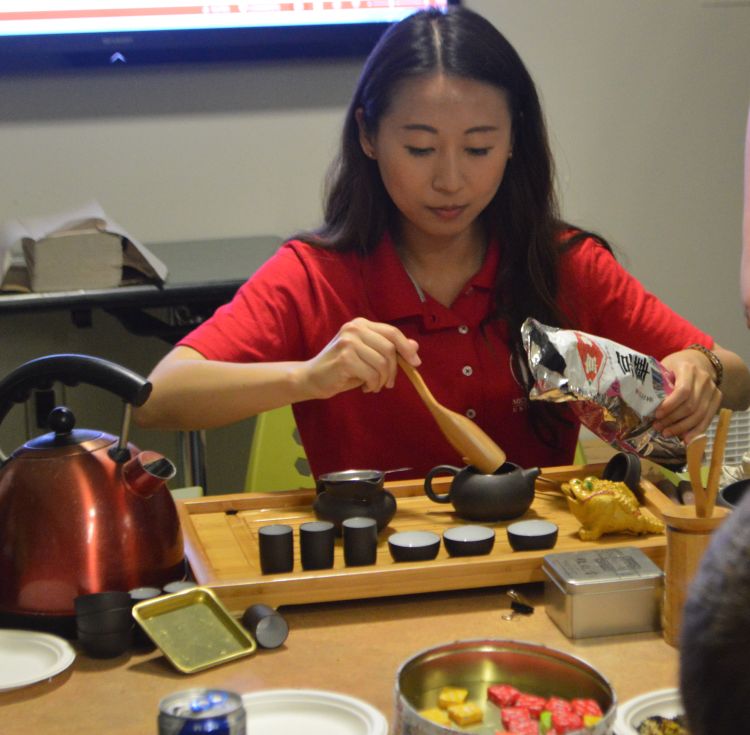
(424, 464, 461, 504)
(0, 353, 151, 426)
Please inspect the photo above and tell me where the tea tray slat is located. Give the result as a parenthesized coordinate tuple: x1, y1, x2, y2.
(177, 464, 670, 615)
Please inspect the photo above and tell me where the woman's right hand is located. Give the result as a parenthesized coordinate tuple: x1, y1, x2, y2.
(300, 317, 420, 399)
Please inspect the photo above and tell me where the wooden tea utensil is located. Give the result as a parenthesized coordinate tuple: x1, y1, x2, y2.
(396, 356, 506, 474)
(704, 408, 732, 518)
(659, 500, 729, 647)
(658, 408, 733, 646)
(642, 475, 730, 647)
(686, 433, 708, 517)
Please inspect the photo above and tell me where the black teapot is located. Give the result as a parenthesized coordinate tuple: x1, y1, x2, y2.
(424, 462, 539, 522)
(313, 469, 397, 534)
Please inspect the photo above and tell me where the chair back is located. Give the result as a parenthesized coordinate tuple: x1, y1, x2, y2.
(244, 405, 315, 492)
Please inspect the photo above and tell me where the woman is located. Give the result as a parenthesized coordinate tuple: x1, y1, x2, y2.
(135, 7, 750, 479)
(680, 490, 750, 734)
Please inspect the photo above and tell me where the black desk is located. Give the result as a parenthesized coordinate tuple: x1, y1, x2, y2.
(0, 235, 283, 488)
(0, 235, 282, 341)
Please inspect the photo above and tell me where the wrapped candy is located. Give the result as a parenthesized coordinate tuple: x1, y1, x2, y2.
(521, 318, 686, 469)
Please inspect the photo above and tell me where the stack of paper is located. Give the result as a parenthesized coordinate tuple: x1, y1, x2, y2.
(0, 201, 168, 293)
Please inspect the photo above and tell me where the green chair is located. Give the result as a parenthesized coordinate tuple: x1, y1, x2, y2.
(244, 405, 315, 492)
(245, 408, 591, 492)
(574, 440, 587, 465)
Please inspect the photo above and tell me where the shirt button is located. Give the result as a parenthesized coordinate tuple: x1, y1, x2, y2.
(462, 365, 473, 377)
(458, 325, 469, 334)
(466, 408, 476, 419)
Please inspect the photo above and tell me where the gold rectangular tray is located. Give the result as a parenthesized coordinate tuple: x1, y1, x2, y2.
(177, 463, 670, 615)
(132, 586, 257, 672)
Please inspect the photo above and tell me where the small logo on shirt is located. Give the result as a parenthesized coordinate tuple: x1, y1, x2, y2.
(512, 397, 528, 413)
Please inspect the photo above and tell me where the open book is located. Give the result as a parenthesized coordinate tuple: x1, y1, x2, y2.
(0, 202, 168, 293)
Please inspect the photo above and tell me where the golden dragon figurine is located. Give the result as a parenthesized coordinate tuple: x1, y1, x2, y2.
(560, 476, 665, 541)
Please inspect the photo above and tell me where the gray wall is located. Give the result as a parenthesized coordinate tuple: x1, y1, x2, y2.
(1, 1, 748, 492)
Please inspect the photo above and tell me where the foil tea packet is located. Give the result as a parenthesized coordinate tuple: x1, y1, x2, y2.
(521, 318, 686, 470)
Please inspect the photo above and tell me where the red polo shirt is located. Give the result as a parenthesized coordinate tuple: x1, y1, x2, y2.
(179, 235, 711, 478)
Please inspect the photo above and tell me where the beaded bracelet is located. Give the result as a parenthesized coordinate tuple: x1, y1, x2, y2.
(687, 343, 723, 388)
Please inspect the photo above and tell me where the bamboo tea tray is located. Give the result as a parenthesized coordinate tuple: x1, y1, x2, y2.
(177, 463, 671, 615)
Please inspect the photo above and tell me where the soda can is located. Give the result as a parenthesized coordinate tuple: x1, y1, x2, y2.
(158, 688, 246, 735)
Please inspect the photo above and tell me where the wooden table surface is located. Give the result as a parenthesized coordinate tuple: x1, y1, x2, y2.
(0, 583, 679, 734)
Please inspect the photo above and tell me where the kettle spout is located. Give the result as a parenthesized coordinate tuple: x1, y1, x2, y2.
(123, 450, 177, 498)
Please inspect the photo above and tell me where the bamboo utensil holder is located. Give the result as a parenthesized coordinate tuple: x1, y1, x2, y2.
(661, 408, 733, 646)
(661, 505, 728, 646)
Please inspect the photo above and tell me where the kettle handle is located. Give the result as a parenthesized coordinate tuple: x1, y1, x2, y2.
(0, 353, 151, 426)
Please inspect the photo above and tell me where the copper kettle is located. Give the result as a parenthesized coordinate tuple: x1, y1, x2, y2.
(0, 354, 184, 626)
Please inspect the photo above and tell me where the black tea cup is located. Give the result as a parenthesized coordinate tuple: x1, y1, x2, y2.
(258, 524, 294, 574)
(342, 516, 378, 567)
(300, 520, 335, 570)
(241, 603, 289, 649)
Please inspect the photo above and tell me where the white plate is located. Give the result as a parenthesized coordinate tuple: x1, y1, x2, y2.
(615, 688, 684, 734)
(243, 688, 388, 735)
(0, 629, 76, 691)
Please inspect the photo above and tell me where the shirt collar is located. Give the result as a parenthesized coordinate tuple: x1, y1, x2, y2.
(361, 233, 499, 323)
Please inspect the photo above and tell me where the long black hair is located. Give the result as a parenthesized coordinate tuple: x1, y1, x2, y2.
(299, 6, 608, 445)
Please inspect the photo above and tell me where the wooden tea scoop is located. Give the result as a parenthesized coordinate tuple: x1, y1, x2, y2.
(396, 356, 506, 474)
(686, 433, 708, 517)
(704, 408, 732, 518)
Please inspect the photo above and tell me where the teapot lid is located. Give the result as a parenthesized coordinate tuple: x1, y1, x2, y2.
(318, 469, 384, 483)
(23, 406, 105, 449)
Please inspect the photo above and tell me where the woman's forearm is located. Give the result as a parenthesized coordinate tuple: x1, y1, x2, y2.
(134, 346, 311, 430)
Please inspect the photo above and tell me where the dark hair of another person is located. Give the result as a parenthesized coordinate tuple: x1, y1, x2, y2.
(679, 492, 750, 735)
(298, 6, 610, 448)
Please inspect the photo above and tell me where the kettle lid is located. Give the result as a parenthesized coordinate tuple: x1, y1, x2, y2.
(24, 406, 105, 449)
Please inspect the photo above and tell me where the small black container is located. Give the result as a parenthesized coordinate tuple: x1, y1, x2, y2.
(75, 591, 134, 651)
(241, 603, 289, 649)
(299, 520, 335, 570)
(77, 626, 133, 659)
(602, 452, 641, 492)
(162, 580, 198, 594)
(76, 606, 133, 635)
(442, 525, 495, 557)
(74, 591, 131, 616)
(718, 478, 750, 509)
(507, 520, 559, 551)
(258, 524, 294, 574)
(388, 531, 440, 562)
(342, 516, 378, 566)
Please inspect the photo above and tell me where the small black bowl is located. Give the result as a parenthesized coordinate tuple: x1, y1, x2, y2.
(77, 626, 133, 658)
(718, 479, 750, 509)
(76, 606, 133, 635)
(507, 520, 559, 551)
(602, 452, 641, 492)
(443, 525, 495, 557)
(388, 531, 440, 562)
(74, 591, 131, 616)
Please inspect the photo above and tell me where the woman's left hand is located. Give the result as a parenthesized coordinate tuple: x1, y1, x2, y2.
(652, 350, 722, 444)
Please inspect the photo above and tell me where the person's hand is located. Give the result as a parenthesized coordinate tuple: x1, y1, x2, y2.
(300, 317, 420, 399)
(652, 350, 722, 444)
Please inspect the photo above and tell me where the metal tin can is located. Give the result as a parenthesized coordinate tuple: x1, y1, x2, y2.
(542, 546, 664, 639)
(158, 689, 246, 735)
